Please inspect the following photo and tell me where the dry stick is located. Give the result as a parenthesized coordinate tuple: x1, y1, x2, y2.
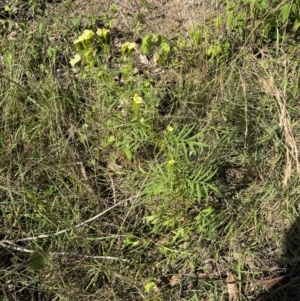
(0, 75, 26, 89)
(269, 257, 300, 272)
(267, 275, 300, 295)
(0, 242, 33, 253)
(108, 172, 117, 204)
(0, 197, 134, 262)
(256, 275, 300, 301)
(0, 241, 129, 262)
(17, 197, 133, 243)
(255, 274, 293, 289)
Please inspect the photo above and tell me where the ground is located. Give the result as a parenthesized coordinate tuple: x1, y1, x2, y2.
(1, 1, 300, 301)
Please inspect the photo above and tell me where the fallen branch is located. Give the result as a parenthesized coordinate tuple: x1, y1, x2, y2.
(0, 197, 134, 262)
(0, 240, 129, 262)
(269, 257, 300, 272)
(10, 197, 133, 243)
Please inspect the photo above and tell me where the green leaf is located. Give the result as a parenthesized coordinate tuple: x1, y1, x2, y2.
(281, 4, 290, 23)
(144, 215, 156, 222)
(107, 135, 115, 144)
(202, 206, 214, 216)
(153, 51, 160, 64)
(141, 33, 153, 54)
(110, 3, 118, 14)
(38, 22, 43, 36)
(71, 18, 81, 28)
(293, 20, 300, 31)
(157, 35, 163, 46)
(160, 41, 170, 53)
(155, 41, 171, 64)
(196, 183, 202, 201)
(178, 124, 195, 140)
(124, 144, 132, 160)
(28, 249, 50, 271)
(189, 181, 195, 195)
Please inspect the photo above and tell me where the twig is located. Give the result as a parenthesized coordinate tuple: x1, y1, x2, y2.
(77, 161, 88, 181)
(1, 197, 133, 244)
(269, 257, 300, 272)
(256, 275, 300, 301)
(0, 241, 33, 253)
(0, 241, 129, 262)
(254, 275, 292, 289)
(267, 275, 300, 295)
(0, 197, 134, 262)
(0, 75, 25, 89)
(108, 172, 117, 204)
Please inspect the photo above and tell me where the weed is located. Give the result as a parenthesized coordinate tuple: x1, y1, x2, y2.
(1, 0, 300, 300)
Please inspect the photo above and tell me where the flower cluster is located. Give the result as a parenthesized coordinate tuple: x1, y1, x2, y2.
(70, 28, 111, 69)
(74, 29, 94, 45)
(133, 94, 144, 105)
(121, 42, 137, 56)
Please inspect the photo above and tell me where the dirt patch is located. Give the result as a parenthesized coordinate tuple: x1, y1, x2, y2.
(59, 0, 222, 37)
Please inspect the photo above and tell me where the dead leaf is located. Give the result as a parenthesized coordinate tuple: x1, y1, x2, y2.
(269, 257, 300, 272)
(185, 281, 194, 294)
(179, 241, 189, 249)
(170, 274, 180, 287)
(156, 236, 169, 246)
(245, 254, 255, 269)
(107, 161, 123, 172)
(255, 275, 291, 290)
(227, 271, 239, 301)
(245, 254, 252, 263)
(139, 54, 149, 65)
(254, 275, 300, 301)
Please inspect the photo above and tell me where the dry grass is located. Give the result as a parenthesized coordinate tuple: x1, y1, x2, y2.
(1, 1, 300, 301)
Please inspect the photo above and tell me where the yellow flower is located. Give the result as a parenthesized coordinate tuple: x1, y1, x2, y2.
(96, 28, 110, 38)
(74, 30, 94, 44)
(121, 42, 136, 56)
(166, 125, 174, 132)
(70, 54, 81, 67)
(133, 94, 144, 105)
(167, 159, 176, 167)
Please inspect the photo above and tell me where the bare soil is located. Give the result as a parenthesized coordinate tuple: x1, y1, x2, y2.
(57, 0, 222, 36)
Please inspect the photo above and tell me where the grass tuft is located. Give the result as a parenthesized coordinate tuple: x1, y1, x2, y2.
(1, 0, 300, 300)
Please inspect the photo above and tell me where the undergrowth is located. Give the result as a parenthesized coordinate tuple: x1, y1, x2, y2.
(1, 0, 300, 300)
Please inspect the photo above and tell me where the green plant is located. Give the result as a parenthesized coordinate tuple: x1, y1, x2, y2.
(223, 0, 300, 46)
(3, 1, 300, 300)
(137, 123, 218, 235)
(141, 33, 171, 65)
(207, 41, 231, 61)
(70, 28, 111, 71)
